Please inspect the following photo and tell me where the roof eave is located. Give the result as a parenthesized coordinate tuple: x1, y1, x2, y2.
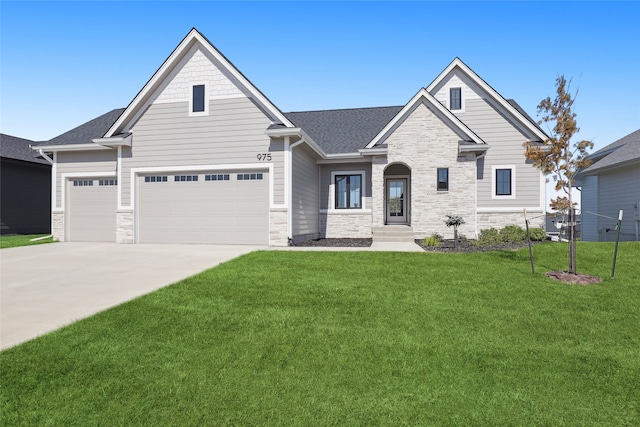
(34, 143, 114, 152)
(92, 134, 132, 147)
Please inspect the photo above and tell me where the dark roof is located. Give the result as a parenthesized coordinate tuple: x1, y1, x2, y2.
(582, 129, 640, 174)
(284, 106, 403, 154)
(0, 134, 50, 164)
(43, 108, 126, 146)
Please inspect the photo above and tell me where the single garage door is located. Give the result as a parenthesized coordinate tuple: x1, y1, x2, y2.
(67, 178, 117, 242)
(138, 171, 269, 244)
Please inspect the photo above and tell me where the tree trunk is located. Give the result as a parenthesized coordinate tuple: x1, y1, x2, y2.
(453, 227, 458, 249)
(568, 208, 577, 274)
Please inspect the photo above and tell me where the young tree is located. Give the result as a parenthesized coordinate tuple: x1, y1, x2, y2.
(444, 215, 465, 248)
(523, 75, 592, 274)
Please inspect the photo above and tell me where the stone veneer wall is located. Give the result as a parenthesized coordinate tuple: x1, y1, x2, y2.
(116, 210, 134, 244)
(477, 211, 545, 233)
(372, 103, 477, 240)
(269, 208, 288, 246)
(320, 212, 372, 238)
(52, 212, 64, 241)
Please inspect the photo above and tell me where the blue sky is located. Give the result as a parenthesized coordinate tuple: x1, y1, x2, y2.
(2, 0, 639, 152)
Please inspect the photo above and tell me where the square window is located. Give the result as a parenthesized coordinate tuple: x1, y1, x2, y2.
(450, 87, 462, 110)
(437, 168, 449, 191)
(496, 169, 512, 196)
(192, 85, 205, 113)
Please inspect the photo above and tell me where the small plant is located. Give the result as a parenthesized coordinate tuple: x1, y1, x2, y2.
(444, 215, 465, 248)
(422, 236, 440, 247)
(499, 225, 526, 244)
(528, 227, 547, 242)
(473, 228, 501, 246)
(431, 232, 444, 242)
(457, 233, 467, 242)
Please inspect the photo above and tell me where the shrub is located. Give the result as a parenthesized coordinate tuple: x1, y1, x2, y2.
(431, 232, 444, 242)
(528, 227, 547, 241)
(457, 233, 467, 242)
(422, 236, 440, 247)
(499, 225, 526, 243)
(474, 228, 501, 246)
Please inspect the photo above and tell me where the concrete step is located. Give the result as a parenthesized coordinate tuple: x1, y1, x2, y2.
(372, 226, 415, 243)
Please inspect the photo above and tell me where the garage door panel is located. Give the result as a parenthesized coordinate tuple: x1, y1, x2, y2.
(138, 171, 268, 244)
(68, 179, 117, 242)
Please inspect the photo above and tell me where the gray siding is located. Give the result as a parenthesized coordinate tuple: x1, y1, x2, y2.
(121, 97, 283, 206)
(457, 98, 541, 208)
(579, 175, 599, 241)
(292, 144, 320, 241)
(319, 163, 372, 211)
(56, 150, 117, 208)
(597, 164, 640, 241)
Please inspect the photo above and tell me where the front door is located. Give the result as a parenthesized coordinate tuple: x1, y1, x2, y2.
(386, 178, 407, 224)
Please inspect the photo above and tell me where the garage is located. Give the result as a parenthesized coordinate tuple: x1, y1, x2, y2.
(67, 178, 117, 241)
(137, 170, 269, 244)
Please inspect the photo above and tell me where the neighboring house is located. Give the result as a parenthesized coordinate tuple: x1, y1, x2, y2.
(1, 134, 52, 235)
(545, 212, 581, 242)
(35, 28, 547, 245)
(577, 129, 640, 242)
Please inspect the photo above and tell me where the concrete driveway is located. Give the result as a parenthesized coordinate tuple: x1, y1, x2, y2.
(1, 242, 264, 350)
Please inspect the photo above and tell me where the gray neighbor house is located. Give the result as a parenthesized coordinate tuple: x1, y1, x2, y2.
(35, 28, 548, 246)
(577, 129, 640, 242)
(1, 134, 51, 235)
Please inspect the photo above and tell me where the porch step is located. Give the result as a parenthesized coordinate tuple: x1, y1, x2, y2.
(372, 226, 415, 243)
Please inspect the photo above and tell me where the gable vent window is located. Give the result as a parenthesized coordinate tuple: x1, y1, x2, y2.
(144, 176, 168, 183)
(237, 173, 263, 181)
(73, 180, 93, 187)
(205, 174, 230, 181)
(99, 179, 117, 186)
(175, 175, 198, 182)
(192, 85, 205, 113)
(437, 168, 449, 191)
(450, 87, 462, 110)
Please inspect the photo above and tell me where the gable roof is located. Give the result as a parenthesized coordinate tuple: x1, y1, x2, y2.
(284, 106, 403, 154)
(427, 58, 548, 142)
(582, 129, 640, 174)
(0, 134, 50, 164)
(104, 28, 294, 138)
(40, 109, 126, 147)
(366, 88, 485, 149)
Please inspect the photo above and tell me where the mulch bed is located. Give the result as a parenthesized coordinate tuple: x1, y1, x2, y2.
(295, 238, 372, 247)
(415, 239, 542, 253)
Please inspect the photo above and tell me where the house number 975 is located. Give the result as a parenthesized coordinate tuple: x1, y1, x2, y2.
(257, 153, 272, 161)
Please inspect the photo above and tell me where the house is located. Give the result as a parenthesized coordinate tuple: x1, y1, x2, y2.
(577, 129, 640, 242)
(1, 134, 52, 235)
(35, 28, 547, 246)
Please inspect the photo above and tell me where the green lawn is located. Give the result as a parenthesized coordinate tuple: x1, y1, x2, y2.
(1, 243, 639, 425)
(0, 234, 55, 249)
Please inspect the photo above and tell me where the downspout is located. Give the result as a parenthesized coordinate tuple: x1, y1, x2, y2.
(474, 151, 488, 239)
(288, 138, 305, 243)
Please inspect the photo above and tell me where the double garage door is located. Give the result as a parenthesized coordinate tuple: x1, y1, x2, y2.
(66, 170, 269, 244)
(137, 170, 269, 244)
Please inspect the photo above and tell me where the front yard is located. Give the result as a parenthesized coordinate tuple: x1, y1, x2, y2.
(0, 234, 54, 249)
(1, 243, 639, 425)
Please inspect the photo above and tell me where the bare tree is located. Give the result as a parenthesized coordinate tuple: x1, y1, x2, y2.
(524, 76, 592, 274)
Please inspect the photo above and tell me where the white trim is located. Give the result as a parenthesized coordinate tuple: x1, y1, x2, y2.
(329, 170, 366, 211)
(52, 152, 58, 210)
(284, 137, 291, 238)
(60, 171, 117, 213)
(319, 209, 372, 214)
(365, 88, 485, 149)
(426, 58, 548, 141)
(540, 170, 546, 212)
(477, 207, 543, 213)
(129, 163, 278, 208)
(153, 93, 247, 104)
(35, 144, 113, 152)
(491, 165, 516, 200)
(92, 135, 132, 147)
(105, 29, 294, 137)
(117, 147, 123, 210)
(189, 81, 209, 117)
(385, 175, 410, 225)
(317, 158, 370, 164)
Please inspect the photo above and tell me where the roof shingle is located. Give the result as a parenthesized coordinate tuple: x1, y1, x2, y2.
(43, 108, 126, 146)
(0, 134, 50, 164)
(583, 129, 640, 174)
